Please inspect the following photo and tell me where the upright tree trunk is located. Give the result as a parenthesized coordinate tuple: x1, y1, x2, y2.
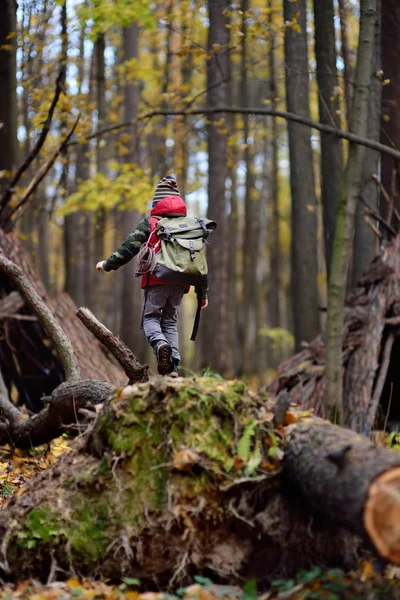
(267, 4, 281, 366)
(94, 34, 108, 323)
(200, 0, 229, 373)
(0, 0, 17, 230)
(380, 0, 400, 227)
(338, 0, 353, 128)
(241, 0, 259, 375)
(119, 24, 145, 360)
(313, 0, 344, 277)
(283, 0, 320, 351)
(325, 0, 378, 423)
(352, 1, 381, 284)
(64, 20, 87, 307)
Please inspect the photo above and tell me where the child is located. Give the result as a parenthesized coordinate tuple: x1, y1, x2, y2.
(96, 175, 208, 377)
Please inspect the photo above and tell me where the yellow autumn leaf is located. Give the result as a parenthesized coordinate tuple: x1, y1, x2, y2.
(66, 578, 83, 590)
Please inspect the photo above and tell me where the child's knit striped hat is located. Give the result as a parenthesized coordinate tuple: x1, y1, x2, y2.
(152, 175, 181, 203)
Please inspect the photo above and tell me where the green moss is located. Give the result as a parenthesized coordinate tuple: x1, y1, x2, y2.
(68, 500, 109, 562)
(17, 506, 65, 550)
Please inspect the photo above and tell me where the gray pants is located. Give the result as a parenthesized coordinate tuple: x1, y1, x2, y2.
(142, 285, 185, 360)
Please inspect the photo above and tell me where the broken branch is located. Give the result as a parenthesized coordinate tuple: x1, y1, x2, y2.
(76, 307, 149, 383)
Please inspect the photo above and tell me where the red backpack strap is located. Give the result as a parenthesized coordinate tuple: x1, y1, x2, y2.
(146, 216, 162, 248)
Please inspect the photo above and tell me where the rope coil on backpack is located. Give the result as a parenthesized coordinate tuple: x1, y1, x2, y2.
(135, 242, 156, 277)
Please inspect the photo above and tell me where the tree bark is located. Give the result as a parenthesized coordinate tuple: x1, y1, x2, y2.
(325, 0, 378, 423)
(94, 34, 108, 323)
(200, 0, 230, 373)
(338, 0, 353, 128)
(380, 0, 400, 228)
(283, 0, 320, 351)
(267, 4, 282, 367)
(352, 0, 381, 285)
(64, 19, 87, 307)
(285, 415, 400, 564)
(0, 379, 114, 449)
(0, 0, 17, 230)
(119, 24, 145, 361)
(241, 0, 259, 375)
(313, 0, 344, 277)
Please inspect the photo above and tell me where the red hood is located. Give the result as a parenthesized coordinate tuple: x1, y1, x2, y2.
(150, 196, 187, 217)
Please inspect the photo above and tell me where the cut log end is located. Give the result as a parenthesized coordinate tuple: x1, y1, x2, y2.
(364, 467, 400, 564)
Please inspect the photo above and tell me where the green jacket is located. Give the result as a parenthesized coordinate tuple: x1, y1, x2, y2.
(103, 217, 150, 272)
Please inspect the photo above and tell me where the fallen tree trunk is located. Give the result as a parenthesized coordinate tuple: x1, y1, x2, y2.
(285, 416, 400, 564)
(0, 377, 398, 584)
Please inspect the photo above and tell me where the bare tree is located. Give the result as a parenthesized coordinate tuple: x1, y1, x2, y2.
(0, 0, 17, 230)
(352, 0, 381, 285)
(313, 0, 343, 276)
(325, 0, 378, 423)
(119, 23, 146, 360)
(381, 0, 400, 226)
(200, 0, 230, 373)
(283, 0, 320, 351)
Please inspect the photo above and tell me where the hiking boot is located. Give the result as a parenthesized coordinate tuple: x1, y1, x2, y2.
(157, 343, 173, 375)
(169, 358, 180, 378)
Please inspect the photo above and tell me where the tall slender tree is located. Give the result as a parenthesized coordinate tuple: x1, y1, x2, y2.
(313, 0, 343, 276)
(338, 0, 353, 128)
(119, 23, 145, 359)
(241, 0, 260, 374)
(94, 33, 108, 322)
(200, 0, 229, 373)
(283, 0, 320, 351)
(267, 5, 281, 366)
(64, 20, 90, 307)
(325, 0, 378, 424)
(381, 0, 400, 226)
(0, 0, 17, 230)
(352, 0, 381, 285)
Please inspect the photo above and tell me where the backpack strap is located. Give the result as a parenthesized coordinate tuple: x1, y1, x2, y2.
(195, 218, 209, 239)
(190, 291, 202, 342)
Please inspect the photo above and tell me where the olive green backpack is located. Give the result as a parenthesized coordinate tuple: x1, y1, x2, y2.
(152, 216, 216, 288)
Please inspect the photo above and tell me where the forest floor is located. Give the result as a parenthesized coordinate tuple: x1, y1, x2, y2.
(0, 434, 400, 599)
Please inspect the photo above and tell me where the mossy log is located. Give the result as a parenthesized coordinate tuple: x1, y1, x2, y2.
(0, 378, 399, 585)
(0, 378, 367, 585)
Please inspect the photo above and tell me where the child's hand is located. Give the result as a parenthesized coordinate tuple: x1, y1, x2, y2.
(201, 299, 208, 310)
(96, 261, 106, 271)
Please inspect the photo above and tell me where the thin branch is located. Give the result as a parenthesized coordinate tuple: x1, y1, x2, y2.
(68, 105, 400, 162)
(373, 174, 400, 223)
(362, 206, 397, 237)
(0, 255, 80, 381)
(365, 217, 383, 239)
(76, 307, 149, 383)
(7, 114, 80, 227)
(366, 331, 398, 435)
(0, 68, 66, 214)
